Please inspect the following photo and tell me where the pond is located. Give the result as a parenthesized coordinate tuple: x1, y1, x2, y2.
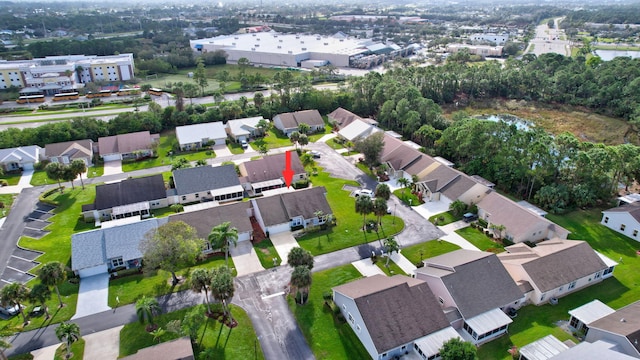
(595, 50, 640, 61)
(475, 114, 533, 131)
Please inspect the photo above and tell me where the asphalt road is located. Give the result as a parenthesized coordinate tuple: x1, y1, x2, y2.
(528, 17, 571, 57)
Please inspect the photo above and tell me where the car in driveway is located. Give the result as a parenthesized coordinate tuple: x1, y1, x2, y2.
(309, 150, 321, 159)
(241, 140, 249, 149)
(354, 189, 374, 198)
(462, 213, 478, 223)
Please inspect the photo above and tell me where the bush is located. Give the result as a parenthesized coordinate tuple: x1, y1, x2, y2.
(39, 186, 64, 205)
(478, 218, 488, 228)
(322, 291, 332, 301)
(34, 160, 50, 171)
(292, 179, 309, 189)
(0, 180, 7, 187)
(291, 224, 304, 231)
(170, 204, 184, 213)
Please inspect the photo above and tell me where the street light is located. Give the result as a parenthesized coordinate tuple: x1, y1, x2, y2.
(393, 203, 397, 224)
(255, 336, 261, 360)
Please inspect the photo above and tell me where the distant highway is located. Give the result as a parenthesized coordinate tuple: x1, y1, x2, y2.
(527, 17, 572, 56)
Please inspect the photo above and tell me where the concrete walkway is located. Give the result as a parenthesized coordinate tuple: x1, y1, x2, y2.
(316, 133, 337, 143)
(0, 169, 34, 194)
(390, 251, 418, 275)
(269, 232, 300, 265)
(438, 221, 480, 251)
(72, 273, 111, 319)
(351, 259, 385, 277)
(230, 240, 265, 276)
(31, 343, 59, 360)
(83, 325, 123, 360)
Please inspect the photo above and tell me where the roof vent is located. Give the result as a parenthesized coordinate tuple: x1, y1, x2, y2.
(621, 318, 627, 322)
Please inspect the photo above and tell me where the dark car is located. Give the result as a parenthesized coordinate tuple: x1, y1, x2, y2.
(462, 213, 478, 223)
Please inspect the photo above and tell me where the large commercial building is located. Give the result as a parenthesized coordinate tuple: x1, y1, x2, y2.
(0, 54, 134, 94)
(190, 32, 412, 69)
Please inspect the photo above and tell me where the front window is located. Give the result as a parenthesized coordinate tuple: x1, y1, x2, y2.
(620, 224, 626, 231)
(111, 257, 124, 268)
(568, 281, 577, 289)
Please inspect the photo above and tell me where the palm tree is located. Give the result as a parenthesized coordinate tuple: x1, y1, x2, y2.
(29, 284, 51, 319)
(211, 266, 235, 322)
(355, 195, 373, 231)
(397, 177, 410, 200)
(383, 237, 400, 267)
(375, 183, 391, 200)
(298, 122, 311, 135)
(55, 322, 80, 359)
(190, 268, 213, 314)
(0, 283, 30, 324)
(289, 131, 300, 150)
(373, 197, 388, 225)
(290, 266, 312, 305)
(136, 296, 161, 331)
(45, 162, 65, 192)
(287, 247, 314, 269)
(70, 160, 87, 190)
(38, 261, 67, 308)
(208, 222, 238, 267)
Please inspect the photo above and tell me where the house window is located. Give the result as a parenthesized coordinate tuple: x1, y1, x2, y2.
(558, 286, 563, 291)
(291, 218, 302, 226)
(604, 217, 609, 223)
(111, 257, 124, 268)
(438, 296, 444, 305)
(356, 325, 361, 332)
(342, 304, 346, 310)
(594, 271, 601, 279)
(603, 266, 614, 276)
(382, 353, 387, 358)
(195, 193, 199, 199)
(348, 313, 354, 324)
(634, 230, 638, 237)
(182, 196, 187, 201)
(540, 293, 546, 302)
(620, 224, 626, 231)
(568, 281, 577, 289)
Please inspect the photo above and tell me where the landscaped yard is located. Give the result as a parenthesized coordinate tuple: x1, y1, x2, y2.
(0, 193, 16, 217)
(326, 138, 345, 150)
(252, 128, 294, 150)
(375, 258, 407, 276)
(297, 169, 404, 256)
(428, 211, 458, 226)
(253, 239, 281, 269)
(228, 141, 245, 155)
(0, 172, 22, 186)
(86, 164, 104, 178)
(287, 264, 370, 359)
(119, 304, 263, 359)
(54, 338, 85, 360)
(392, 188, 422, 207)
(400, 241, 461, 265)
(29, 170, 50, 186)
(455, 227, 505, 253)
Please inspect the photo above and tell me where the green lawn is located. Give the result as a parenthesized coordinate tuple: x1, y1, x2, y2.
(375, 258, 407, 276)
(326, 138, 345, 150)
(119, 304, 263, 359)
(0, 172, 22, 186)
(392, 188, 421, 207)
(54, 338, 85, 360)
(253, 129, 294, 150)
(108, 255, 232, 307)
(121, 130, 215, 172)
(428, 211, 458, 226)
(287, 264, 370, 359)
(29, 170, 50, 186)
(86, 164, 104, 178)
(400, 241, 461, 265)
(0, 193, 16, 217)
(297, 169, 404, 256)
(307, 124, 333, 143)
(228, 142, 245, 155)
(455, 227, 505, 253)
(253, 239, 281, 269)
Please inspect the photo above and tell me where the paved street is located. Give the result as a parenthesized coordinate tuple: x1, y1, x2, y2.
(527, 17, 571, 57)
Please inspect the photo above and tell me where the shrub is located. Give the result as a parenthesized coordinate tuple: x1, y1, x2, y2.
(322, 292, 332, 301)
(34, 160, 50, 171)
(170, 204, 184, 213)
(0, 180, 7, 187)
(292, 179, 309, 189)
(291, 224, 304, 231)
(478, 218, 488, 228)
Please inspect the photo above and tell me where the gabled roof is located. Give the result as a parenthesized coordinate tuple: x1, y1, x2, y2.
(240, 152, 305, 183)
(169, 201, 252, 238)
(98, 131, 157, 155)
(588, 300, 640, 354)
(333, 275, 450, 353)
(71, 217, 168, 271)
(176, 122, 227, 145)
(337, 119, 381, 141)
(477, 191, 570, 240)
(226, 116, 266, 137)
(275, 109, 324, 129)
(603, 202, 640, 223)
(45, 140, 93, 159)
(84, 174, 166, 211)
(0, 145, 42, 163)
(498, 239, 609, 292)
(328, 107, 362, 129)
(172, 165, 241, 196)
(416, 249, 523, 318)
(253, 187, 332, 226)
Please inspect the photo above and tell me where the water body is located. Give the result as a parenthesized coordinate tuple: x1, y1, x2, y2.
(476, 114, 533, 131)
(595, 50, 640, 61)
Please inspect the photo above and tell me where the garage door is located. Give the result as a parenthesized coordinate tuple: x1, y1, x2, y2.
(267, 223, 291, 235)
(22, 162, 34, 170)
(103, 154, 122, 161)
(214, 138, 226, 146)
(78, 264, 108, 278)
(238, 231, 251, 242)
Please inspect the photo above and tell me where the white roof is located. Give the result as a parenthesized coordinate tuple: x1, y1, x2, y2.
(337, 119, 380, 141)
(464, 308, 512, 335)
(226, 116, 265, 137)
(252, 179, 284, 189)
(414, 327, 460, 358)
(519, 335, 569, 360)
(618, 193, 640, 204)
(596, 251, 619, 268)
(176, 122, 226, 145)
(111, 201, 150, 217)
(209, 184, 244, 198)
(517, 200, 548, 217)
(0, 145, 42, 164)
(569, 300, 615, 325)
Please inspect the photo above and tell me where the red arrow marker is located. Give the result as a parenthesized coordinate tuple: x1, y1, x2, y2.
(282, 150, 294, 188)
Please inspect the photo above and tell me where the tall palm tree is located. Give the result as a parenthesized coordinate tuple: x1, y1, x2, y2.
(211, 266, 235, 322)
(0, 283, 30, 324)
(373, 197, 388, 226)
(397, 177, 410, 200)
(355, 195, 373, 231)
(55, 322, 80, 359)
(70, 160, 87, 190)
(136, 296, 161, 331)
(374, 183, 391, 200)
(190, 268, 213, 314)
(383, 237, 400, 267)
(29, 284, 51, 319)
(208, 222, 238, 267)
(38, 261, 67, 308)
(290, 266, 312, 305)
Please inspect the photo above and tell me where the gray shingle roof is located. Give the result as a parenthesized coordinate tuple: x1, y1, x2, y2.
(89, 174, 166, 211)
(45, 140, 93, 160)
(253, 187, 332, 226)
(253, 195, 288, 227)
(240, 152, 305, 183)
(172, 164, 240, 196)
(71, 217, 168, 271)
(334, 275, 450, 353)
(275, 109, 324, 129)
(588, 300, 640, 354)
(603, 202, 640, 222)
(417, 249, 523, 319)
(98, 131, 156, 155)
(169, 201, 253, 239)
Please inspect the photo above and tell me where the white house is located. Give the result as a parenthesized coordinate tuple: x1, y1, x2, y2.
(176, 122, 227, 150)
(601, 202, 640, 241)
(226, 116, 267, 143)
(0, 145, 44, 171)
(337, 119, 381, 142)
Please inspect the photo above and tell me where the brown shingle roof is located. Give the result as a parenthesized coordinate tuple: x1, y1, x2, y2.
(588, 300, 640, 354)
(98, 131, 157, 155)
(169, 201, 253, 238)
(328, 107, 362, 129)
(240, 152, 305, 183)
(253, 187, 332, 226)
(334, 275, 450, 353)
(253, 195, 288, 226)
(45, 140, 93, 159)
(498, 239, 608, 292)
(275, 109, 324, 130)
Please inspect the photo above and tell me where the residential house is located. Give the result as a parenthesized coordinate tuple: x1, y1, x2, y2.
(328, 107, 377, 129)
(477, 191, 570, 243)
(81, 174, 168, 221)
(98, 131, 159, 161)
(0, 145, 43, 171)
(226, 116, 268, 143)
(170, 165, 243, 204)
(568, 300, 615, 335)
(337, 119, 381, 142)
(497, 239, 617, 305)
(332, 275, 460, 360)
(601, 202, 640, 241)
(413, 162, 490, 206)
(585, 300, 640, 358)
(518, 335, 637, 360)
(169, 201, 253, 246)
(272, 109, 324, 137)
(120, 337, 194, 360)
(238, 152, 306, 195)
(45, 140, 93, 166)
(71, 217, 168, 278)
(251, 186, 332, 235)
(518, 335, 569, 360)
(176, 122, 227, 150)
(415, 250, 523, 345)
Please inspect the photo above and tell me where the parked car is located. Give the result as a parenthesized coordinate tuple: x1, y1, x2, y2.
(0, 304, 23, 317)
(354, 189, 374, 198)
(310, 150, 321, 159)
(462, 213, 478, 223)
(241, 140, 249, 149)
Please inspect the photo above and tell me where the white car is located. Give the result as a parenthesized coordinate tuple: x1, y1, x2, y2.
(0, 304, 23, 317)
(241, 140, 249, 149)
(354, 189, 374, 198)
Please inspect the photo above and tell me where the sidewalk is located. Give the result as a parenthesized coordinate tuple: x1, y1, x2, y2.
(438, 221, 480, 251)
(391, 251, 417, 275)
(0, 169, 33, 194)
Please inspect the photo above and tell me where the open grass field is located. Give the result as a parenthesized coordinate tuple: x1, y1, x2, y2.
(297, 169, 404, 256)
(29, 170, 49, 186)
(456, 227, 505, 253)
(86, 164, 104, 178)
(253, 128, 296, 150)
(287, 264, 370, 359)
(119, 304, 263, 359)
(375, 258, 407, 276)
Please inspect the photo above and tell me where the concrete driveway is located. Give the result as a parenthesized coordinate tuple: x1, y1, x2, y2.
(439, 221, 480, 251)
(102, 160, 122, 176)
(230, 240, 265, 276)
(0, 169, 34, 194)
(414, 199, 451, 219)
(83, 325, 123, 360)
(31, 343, 59, 360)
(72, 273, 111, 319)
(213, 144, 232, 157)
(352, 259, 385, 277)
(269, 232, 300, 265)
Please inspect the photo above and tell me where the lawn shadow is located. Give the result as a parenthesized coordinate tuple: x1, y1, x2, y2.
(356, 244, 378, 259)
